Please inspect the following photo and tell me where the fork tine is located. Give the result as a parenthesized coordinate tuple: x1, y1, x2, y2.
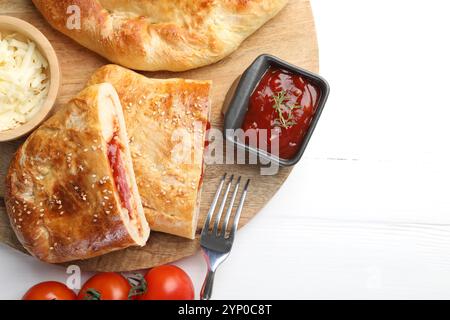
(220, 176, 241, 237)
(229, 179, 250, 239)
(212, 175, 234, 235)
(201, 173, 226, 236)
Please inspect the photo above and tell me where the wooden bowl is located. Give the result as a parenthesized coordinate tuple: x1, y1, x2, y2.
(0, 16, 60, 142)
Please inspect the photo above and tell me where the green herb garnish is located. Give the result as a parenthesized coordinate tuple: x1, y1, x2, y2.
(272, 90, 303, 129)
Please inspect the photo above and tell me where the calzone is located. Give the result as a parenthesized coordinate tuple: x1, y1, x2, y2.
(32, 0, 288, 71)
(5, 83, 150, 263)
(87, 65, 211, 239)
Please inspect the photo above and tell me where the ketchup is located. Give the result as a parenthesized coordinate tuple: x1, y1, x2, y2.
(107, 137, 133, 216)
(241, 67, 320, 160)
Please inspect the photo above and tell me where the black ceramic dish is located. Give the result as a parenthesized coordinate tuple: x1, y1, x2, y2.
(223, 54, 330, 167)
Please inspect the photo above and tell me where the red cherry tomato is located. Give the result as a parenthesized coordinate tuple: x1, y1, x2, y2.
(135, 265, 194, 300)
(78, 272, 130, 300)
(22, 281, 76, 300)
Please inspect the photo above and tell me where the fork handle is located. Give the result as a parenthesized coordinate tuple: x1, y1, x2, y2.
(200, 269, 216, 300)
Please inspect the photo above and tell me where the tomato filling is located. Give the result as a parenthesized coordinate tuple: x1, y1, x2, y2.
(204, 121, 211, 149)
(107, 136, 134, 218)
(198, 121, 210, 189)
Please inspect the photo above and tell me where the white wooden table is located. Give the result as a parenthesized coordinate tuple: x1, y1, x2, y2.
(1, 0, 450, 299)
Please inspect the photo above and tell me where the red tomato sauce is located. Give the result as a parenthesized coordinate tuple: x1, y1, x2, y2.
(107, 137, 133, 216)
(241, 67, 321, 159)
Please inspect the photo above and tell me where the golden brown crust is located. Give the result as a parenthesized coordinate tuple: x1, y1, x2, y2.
(32, 0, 288, 71)
(87, 65, 211, 239)
(4, 83, 149, 263)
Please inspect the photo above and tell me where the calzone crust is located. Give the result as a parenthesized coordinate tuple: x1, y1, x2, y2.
(5, 83, 150, 263)
(88, 65, 211, 239)
(32, 0, 288, 71)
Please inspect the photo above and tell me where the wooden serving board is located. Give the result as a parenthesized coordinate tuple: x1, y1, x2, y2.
(0, 0, 319, 271)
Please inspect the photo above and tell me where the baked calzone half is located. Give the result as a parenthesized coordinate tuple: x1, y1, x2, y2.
(32, 0, 288, 71)
(5, 83, 150, 263)
(88, 65, 211, 239)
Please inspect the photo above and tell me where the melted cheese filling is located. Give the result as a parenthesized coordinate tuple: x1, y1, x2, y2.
(100, 96, 141, 236)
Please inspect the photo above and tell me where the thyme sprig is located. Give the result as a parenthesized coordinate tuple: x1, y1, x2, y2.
(272, 90, 303, 129)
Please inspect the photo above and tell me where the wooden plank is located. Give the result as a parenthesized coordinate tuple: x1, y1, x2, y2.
(0, 0, 319, 271)
(0, 140, 24, 197)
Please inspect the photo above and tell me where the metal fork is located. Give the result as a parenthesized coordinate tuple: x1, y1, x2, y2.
(200, 173, 250, 300)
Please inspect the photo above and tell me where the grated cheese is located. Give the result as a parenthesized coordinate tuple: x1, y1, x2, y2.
(0, 32, 49, 131)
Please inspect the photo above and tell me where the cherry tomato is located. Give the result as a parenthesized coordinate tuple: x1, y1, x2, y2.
(78, 272, 130, 300)
(22, 281, 76, 300)
(135, 265, 194, 300)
